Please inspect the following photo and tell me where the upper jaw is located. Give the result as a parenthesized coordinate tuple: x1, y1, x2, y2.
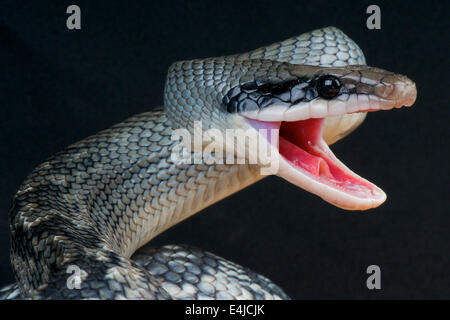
(240, 69, 417, 122)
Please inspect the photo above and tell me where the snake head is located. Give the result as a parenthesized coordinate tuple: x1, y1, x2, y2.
(164, 27, 417, 211)
(225, 64, 417, 210)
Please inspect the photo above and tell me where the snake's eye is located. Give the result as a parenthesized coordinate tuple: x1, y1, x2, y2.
(317, 75, 341, 99)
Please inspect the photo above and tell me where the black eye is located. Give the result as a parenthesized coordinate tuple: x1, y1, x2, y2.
(317, 75, 341, 99)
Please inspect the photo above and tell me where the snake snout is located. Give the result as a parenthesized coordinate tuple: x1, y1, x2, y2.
(374, 74, 417, 108)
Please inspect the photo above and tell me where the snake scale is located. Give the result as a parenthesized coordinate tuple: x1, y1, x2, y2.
(0, 27, 416, 299)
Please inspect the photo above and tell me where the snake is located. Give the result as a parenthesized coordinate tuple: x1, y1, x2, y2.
(0, 27, 416, 300)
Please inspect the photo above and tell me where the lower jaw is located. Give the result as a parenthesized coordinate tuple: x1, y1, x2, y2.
(245, 117, 386, 210)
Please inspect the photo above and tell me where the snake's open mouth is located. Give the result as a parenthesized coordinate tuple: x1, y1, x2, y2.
(240, 72, 417, 210)
(246, 116, 385, 210)
(277, 117, 385, 210)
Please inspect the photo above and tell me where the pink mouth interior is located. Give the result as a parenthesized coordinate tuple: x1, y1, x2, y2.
(247, 117, 377, 198)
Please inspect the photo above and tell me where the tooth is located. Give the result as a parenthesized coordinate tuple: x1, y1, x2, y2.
(346, 95, 359, 113)
(257, 104, 288, 121)
(310, 99, 328, 118)
(283, 103, 310, 121)
(328, 99, 347, 116)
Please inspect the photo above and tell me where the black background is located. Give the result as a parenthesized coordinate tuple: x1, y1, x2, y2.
(0, 0, 449, 299)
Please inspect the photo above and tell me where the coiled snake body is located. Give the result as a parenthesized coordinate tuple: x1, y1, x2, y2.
(1, 27, 416, 299)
